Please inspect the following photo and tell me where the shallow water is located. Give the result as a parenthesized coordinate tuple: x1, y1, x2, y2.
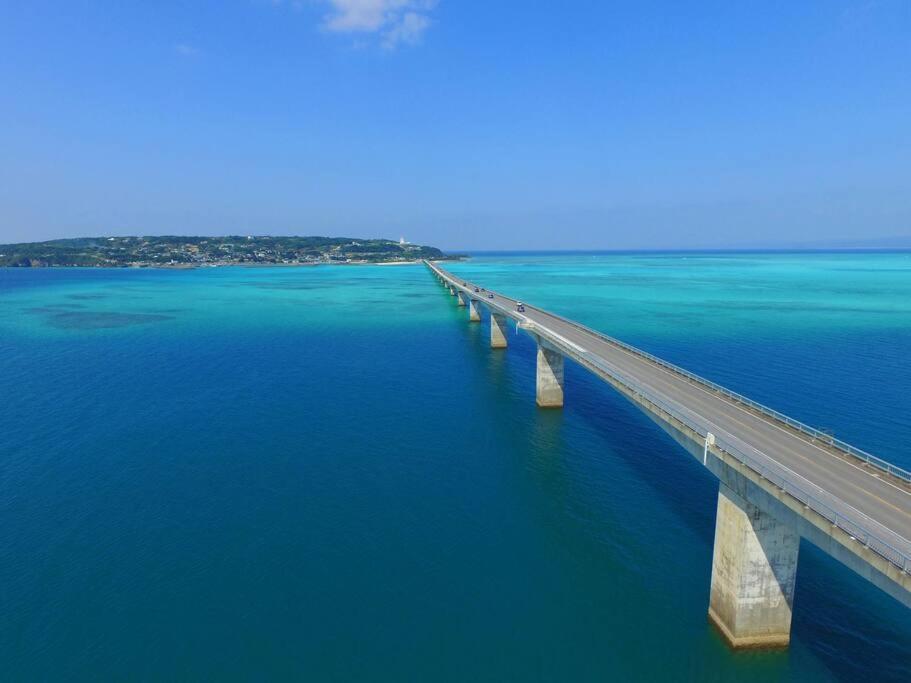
(1, 253, 909, 680)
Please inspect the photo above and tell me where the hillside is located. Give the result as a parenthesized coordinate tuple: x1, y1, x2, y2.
(0, 236, 453, 267)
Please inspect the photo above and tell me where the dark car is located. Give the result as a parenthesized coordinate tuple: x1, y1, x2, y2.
(487, 293, 494, 299)
(474, 287, 480, 293)
(516, 302, 525, 312)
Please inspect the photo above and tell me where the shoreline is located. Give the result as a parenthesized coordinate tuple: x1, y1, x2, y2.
(0, 258, 465, 271)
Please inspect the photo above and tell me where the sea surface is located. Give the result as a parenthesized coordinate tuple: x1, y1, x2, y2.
(1, 252, 910, 681)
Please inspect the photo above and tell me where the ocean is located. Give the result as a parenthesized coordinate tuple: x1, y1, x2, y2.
(1, 252, 909, 680)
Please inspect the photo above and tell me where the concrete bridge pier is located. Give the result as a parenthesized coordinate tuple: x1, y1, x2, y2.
(708, 483, 800, 648)
(490, 313, 508, 348)
(535, 339, 564, 407)
(449, 286, 456, 296)
(468, 299, 481, 322)
(457, 291, 466, 307)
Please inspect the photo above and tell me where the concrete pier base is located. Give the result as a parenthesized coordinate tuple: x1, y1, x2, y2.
(535, 340, 564, 407)
(468, 299, 481, 322)
(708, 483, 800, 648)
(457, 291, 466, 307)
(490, 313, 508, 348)
(449, 286, 456, 296)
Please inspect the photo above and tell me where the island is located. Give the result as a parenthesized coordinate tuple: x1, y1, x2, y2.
(0, 235, 458, 268)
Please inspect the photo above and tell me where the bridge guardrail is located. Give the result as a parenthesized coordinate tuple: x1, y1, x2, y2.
(572, 349, 911, 575)
(521, 301, 911, 485)
(428, 261, 909, 483)
(427, 261, 911, 574)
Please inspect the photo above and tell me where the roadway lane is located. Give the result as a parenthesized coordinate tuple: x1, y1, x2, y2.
(429, 262, 911, 563)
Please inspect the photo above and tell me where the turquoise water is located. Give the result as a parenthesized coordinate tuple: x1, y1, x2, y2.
(1, 253, 909, 680)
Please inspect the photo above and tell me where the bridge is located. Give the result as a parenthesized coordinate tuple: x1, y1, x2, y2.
(425, 260, 911, 649)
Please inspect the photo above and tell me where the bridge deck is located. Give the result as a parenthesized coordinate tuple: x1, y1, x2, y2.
(428, 261, 911, 574)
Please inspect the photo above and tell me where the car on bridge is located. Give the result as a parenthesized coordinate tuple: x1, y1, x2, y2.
(474, 287, 480, 293)
(516, 302, 525, 312)
(487, 293, 494, 299)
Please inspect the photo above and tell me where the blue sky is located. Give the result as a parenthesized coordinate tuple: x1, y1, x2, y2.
(1, 1, 909, 250)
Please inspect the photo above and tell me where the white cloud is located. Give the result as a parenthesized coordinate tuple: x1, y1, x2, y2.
(321, 0, 437, 48)
(381, 11, 431, 48)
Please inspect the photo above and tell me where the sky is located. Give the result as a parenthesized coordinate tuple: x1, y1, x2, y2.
(0, 1, 909, 250)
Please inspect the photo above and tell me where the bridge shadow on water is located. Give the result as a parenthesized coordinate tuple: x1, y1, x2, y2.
(556, 345, 911, 682)
(436, 298, 910, 681)
(460, 309, 911, 681)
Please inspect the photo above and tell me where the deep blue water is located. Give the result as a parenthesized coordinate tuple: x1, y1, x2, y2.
(1, 253, 910, 680)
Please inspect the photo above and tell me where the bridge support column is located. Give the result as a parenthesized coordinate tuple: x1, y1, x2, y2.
(449, 286, 456, 296)
(468, 299, 481, 322)
(535, 340, 564, 407)
(708, 483, 799, 648)
(490, 313, 508, 348)
(456, 291, 466, 307)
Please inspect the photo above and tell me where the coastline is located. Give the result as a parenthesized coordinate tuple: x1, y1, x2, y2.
(0, 258, 465, 270)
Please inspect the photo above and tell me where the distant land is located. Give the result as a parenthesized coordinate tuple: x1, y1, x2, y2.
(0, 236, 456, 268)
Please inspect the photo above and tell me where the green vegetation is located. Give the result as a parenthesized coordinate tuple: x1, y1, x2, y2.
(0, 236, 455, 267)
